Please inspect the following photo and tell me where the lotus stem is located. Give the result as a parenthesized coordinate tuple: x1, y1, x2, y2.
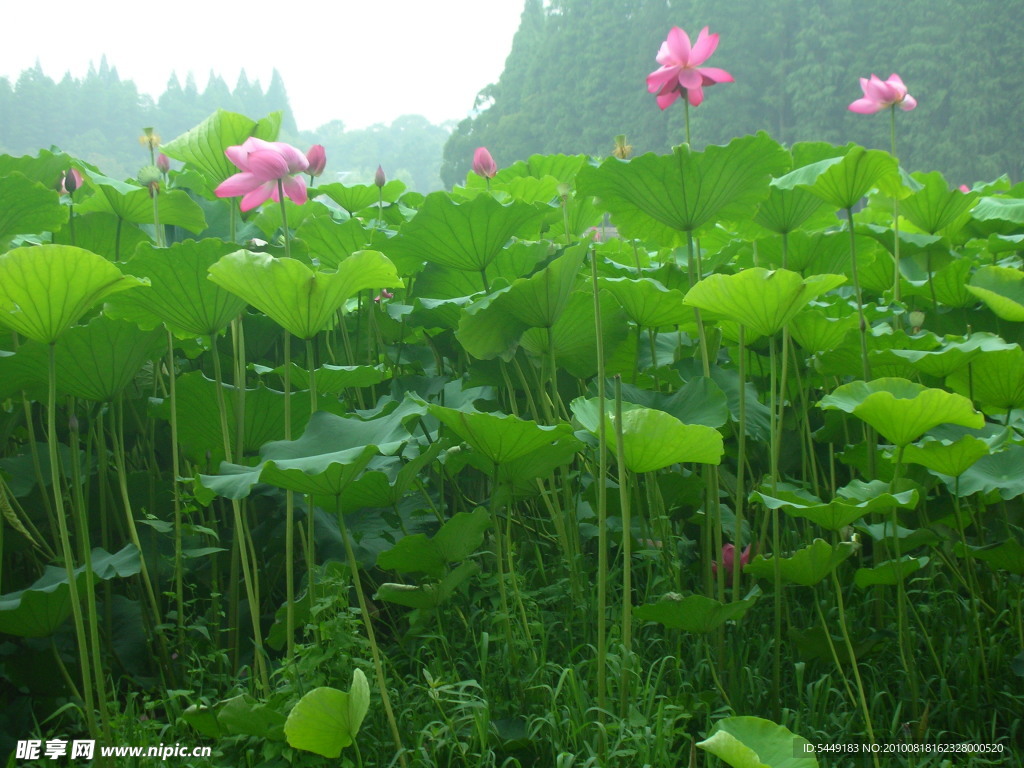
(591, 248, 609, 739)
(335, 495, 407, 767)
(613, 375, 633, 717)
(831, 568, 880, 768)
(47, 344, 98, 738)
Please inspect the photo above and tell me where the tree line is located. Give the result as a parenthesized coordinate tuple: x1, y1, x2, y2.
(0, 58, 450, 190)
(441, 0, 1024, 187)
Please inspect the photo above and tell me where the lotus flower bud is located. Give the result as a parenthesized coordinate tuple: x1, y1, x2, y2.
(375, 165, 386, 188)
(306, 145, 326, 177)
(472, 147, 497, 179)
(61, 168, 83, 195)
(157, 153, 171, 173)
(68, 412, 79, 432)
(909, 310, 925, 334)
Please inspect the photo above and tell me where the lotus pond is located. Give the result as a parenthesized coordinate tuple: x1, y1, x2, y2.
(0, 110, 1021, 767)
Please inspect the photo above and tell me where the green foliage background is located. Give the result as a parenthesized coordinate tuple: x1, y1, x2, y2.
(441, 0, 1023, 186)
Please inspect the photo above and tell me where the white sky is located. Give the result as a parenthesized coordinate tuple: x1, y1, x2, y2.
(0, 0, 526, 132)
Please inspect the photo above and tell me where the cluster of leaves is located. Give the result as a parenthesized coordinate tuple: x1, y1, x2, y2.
(1, 110, 1022, 767)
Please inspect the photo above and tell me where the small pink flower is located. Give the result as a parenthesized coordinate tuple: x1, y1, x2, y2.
(215, 137, 309, 212)
(472, 147, 497, 179)
(156, 153, 171, 174)
(374, 288, 394, 303)
(712, 543, 752, 585)
(646, 26, 733, 109)
(374, 165, 387, 188)
(958, 184, 971, 194)
(849, 74, 917, 114)
(306, 145, 326, 177)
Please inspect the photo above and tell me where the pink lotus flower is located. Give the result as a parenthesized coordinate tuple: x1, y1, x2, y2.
(374, 165, 387, 188)
(958, 184, 971, 194)
(215, 137, 309, 212)
(472, 147, 497, 179)
(848, 74, 917, 114)
(156, 153, 171, 174)
(306, 144, 326, 177)
(712, 543, 751, 584)
(646, 26, 733, 109)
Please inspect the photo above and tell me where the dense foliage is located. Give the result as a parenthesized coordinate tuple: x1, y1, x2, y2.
(0, 107, 1021, 767)
(441, 0, 1024, 186)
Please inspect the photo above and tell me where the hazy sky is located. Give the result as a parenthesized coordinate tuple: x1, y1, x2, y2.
(0, 0, 526, 132)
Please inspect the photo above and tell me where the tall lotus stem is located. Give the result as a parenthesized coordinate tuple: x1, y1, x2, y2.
(832, 568, 880, 768)
(47, 344, 98, 738)
(613, 375, 633, 717)
(335, 495, 407, 767)
(890, 106, 902, 304)
(591, 250, 609, 735)
(211, 343, 270, 692)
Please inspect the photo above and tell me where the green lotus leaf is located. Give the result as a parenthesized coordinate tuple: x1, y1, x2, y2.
(697, 716, 818, 768)
(0, 545, 140, 637)
(199, 400, 426, 499)
(0, 245, 146, 344)
(878, 333, 1014, 379)
(0, 316, 164, 402)
(775, 145, 901, 210)
(952, 446, 1024, 500)
(415, 241, 550, 299)
(788, 307, 858, 353)
(577, 132, 789, 244)
(375, 562, 480, 610)
(571, 399, 723, 472)
(161, 109, 281, 197)
(634, 594, 757, 633)
(754, 182, 828, 235)
(899, 171, 977, 234)
(455, 244, 587, 359)
(105, 239, 247, 337)
(854, 556, 929, 588)
(751, 486, 918, 532)
(296, 216, 389, 270)
(599, 277, 691, 328)
(285, 669, 369, 758)
(605, 378, 729, 429)
(966, 265, 1024, 321)
(519, 290, 630, 378)
(388, 191, 546, 274)
(818, 378, 983, 447)
(429, 405, 573, 465)
(955, 539, 1024, 575)
(315, 180, 405, 215)
(75, 173, 206, 233)
(946, 346, 1024, 411)
(152, 372, 339, 466)
(377, 507, 490, 578)
(253, 362, 388, 394)
(52, 212, 150, 261)
(683, 269, 845, 338)
(901, 435, 990, 477)
(332, 442, 444, 511)
(207, 249, 401, 339)
(0, 171, 67, 242)
(744, 539, 857, 586)
(216, 695, 286, 740)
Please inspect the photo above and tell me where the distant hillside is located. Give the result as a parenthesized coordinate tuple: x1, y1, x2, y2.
(441, 0, 1023, 186)
(0, 60, 450, 191)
